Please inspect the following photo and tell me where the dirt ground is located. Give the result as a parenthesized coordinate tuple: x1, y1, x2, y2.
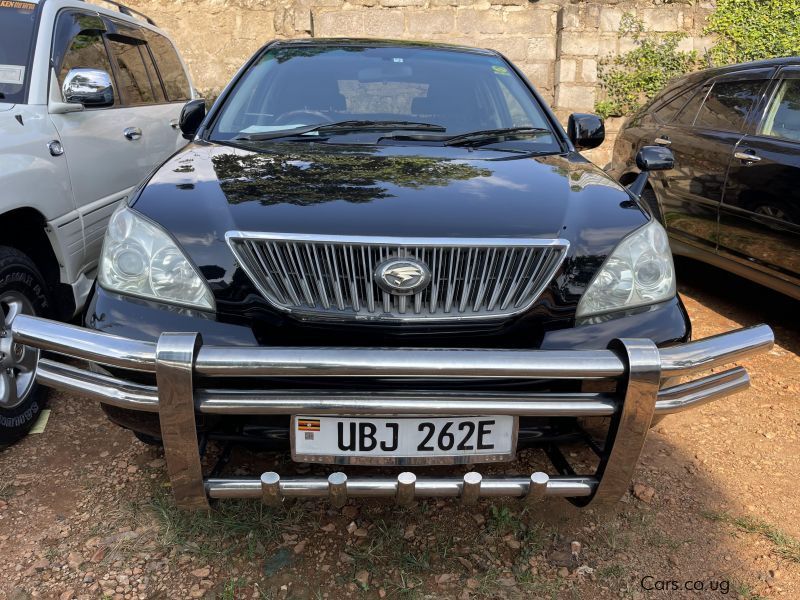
(0, 256, 798, 600)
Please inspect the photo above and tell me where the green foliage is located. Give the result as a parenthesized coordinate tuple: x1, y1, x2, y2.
(705, 0, 800, 65)
(595, 14, 698, 118)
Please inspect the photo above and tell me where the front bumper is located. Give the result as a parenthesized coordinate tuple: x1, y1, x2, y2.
(9, 314, 773, 510)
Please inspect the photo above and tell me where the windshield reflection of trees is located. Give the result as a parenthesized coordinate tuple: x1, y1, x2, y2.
(211, 146, 492, 206)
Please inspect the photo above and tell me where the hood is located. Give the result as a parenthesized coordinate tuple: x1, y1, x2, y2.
(132, 141, 647, 306)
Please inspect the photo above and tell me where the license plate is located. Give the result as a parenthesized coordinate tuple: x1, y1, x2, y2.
(291, 415, 517, 465)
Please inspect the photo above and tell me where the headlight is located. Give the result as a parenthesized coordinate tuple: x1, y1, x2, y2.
(99, 206, 215, 310)
(576, 219, 675, 318)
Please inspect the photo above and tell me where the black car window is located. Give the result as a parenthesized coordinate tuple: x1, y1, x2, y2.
(653, 86, 697, 124)
(211, 45, 559, 152)
(107, 36, 159, 105)
(673, 85, 710, 127)
(57, 30, 117, 106)
(0, 1, 38, 104)
(760, 78, 800, 142)
(143, 30, 191, 102)
(694, 80, 766, 132)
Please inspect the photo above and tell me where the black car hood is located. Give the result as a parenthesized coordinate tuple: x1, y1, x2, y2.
(132, 141, 646, 312)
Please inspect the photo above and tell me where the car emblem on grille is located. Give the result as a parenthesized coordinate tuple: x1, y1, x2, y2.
(374, 257, 431, 295)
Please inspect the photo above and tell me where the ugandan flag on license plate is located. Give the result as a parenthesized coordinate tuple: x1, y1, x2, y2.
(297, 418, 320, 432)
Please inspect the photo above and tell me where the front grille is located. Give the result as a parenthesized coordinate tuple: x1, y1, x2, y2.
(226, 232, 569, 322)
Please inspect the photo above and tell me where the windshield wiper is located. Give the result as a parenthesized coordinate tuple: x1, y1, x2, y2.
(378, 126, 552, 147)
(442, 127, 551, 147)
(234, 120, 447, 141)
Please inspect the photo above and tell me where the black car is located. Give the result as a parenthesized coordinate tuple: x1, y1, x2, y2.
(7, 40, 772, 510)
(610, 57, 800, 300)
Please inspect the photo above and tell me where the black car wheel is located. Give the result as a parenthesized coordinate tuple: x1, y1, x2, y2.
(0, 247, 49, 447)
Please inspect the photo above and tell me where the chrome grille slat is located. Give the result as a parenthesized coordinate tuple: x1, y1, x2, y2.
(227, 233, 569, 322)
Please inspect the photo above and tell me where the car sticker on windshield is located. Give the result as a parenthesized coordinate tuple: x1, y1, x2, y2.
(0, 65, 25, 85)
(492, 65, 510, 76)
(0, 1, 36, 10)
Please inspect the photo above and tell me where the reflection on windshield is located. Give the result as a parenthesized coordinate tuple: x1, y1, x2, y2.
(211, 44, 558, 152)
(211, 146, 493, 206)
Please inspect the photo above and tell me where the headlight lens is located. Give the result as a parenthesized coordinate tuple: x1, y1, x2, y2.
(99, 206, 215, 310)
(576, 219, 675, 318)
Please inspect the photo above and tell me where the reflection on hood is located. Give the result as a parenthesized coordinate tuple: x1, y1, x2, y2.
(211, 145, 492, 206)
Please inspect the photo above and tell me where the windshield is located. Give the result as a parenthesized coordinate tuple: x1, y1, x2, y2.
(211, 45, 560, 151)
(0, 1, 38, 104)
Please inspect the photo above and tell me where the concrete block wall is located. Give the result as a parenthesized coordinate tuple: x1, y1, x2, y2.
(124, 0, 716, 165)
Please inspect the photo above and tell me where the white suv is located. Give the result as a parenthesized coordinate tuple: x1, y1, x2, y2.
(0, 0, 195, 443)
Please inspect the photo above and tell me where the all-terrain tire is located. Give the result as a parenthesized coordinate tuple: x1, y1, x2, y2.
(0, 247, 50, 448)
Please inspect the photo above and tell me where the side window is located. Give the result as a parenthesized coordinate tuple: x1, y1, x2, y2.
(760, 78, 800, 142)
(653, 86, 697, 124)
(144, 31, 191, 102)
(107, 36, 159, 105)
(694, 79, 766, 132)
(674, 85, 710, 127)
(57, 30, 117, 105)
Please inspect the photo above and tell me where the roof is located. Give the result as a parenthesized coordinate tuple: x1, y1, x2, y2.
(679, 55, 800, 85)
(40, 0, 157, 26)
(272, 38, 497, 56)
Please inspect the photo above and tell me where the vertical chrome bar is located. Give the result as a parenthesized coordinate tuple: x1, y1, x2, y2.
(444, 248, 460, 313)
(307, 244, 330, 309)
(587, 339, 660, 506)
(462, 472, 482, 505)
(156, 332, 209, 511)
(472, 247, 494, 311)
(526, 472, 549, 503)
(487, 249, 510, 310)
(363, 246, 375, 314)
(242, 241, 289, 304)
(329, 472, 348, 508)
(261, 472, 282, 507)
(458, 248, 475, 313)
(414, 247, 423, 314)
(514, 249, 556, 308)
(396, 472, 416, 506)
(500, 248, 529, 310)
(290, 243, 315, 306)
(325, 244, 345, 310)
(264, 242, 301, 306)
(430, 247, 440, 313)
(345, 246, 360, 312)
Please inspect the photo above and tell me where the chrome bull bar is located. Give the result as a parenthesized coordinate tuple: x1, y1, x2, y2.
(9, 314, 774, 511)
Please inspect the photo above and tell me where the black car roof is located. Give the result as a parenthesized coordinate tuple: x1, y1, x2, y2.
(271, 38, 498, 56)
(675, 55, 800, 86)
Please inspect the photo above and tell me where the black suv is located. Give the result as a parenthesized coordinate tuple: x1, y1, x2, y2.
(610, 57, 800, 300)
(7, 40, 772, 511)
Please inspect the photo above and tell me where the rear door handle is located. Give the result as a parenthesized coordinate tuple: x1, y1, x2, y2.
(123, 127, 142, 141)
(734, 150, 761, 163)
(654, 136, 671, 146)
(169, 119, 180, 130)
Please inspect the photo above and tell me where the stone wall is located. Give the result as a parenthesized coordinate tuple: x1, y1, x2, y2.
(123, 0, 716, 165)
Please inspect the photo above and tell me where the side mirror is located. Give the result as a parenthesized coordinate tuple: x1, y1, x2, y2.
(628, 145, 675, 199)
(567, 113, 605, 150)
(62, 68, 114, 108)
(179, 99, 206, 140)
(635, 145, 674, 171)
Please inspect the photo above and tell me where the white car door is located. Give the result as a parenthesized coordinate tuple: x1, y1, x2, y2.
(49, 13, 192, 273)
(48, 12, 154, 271)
